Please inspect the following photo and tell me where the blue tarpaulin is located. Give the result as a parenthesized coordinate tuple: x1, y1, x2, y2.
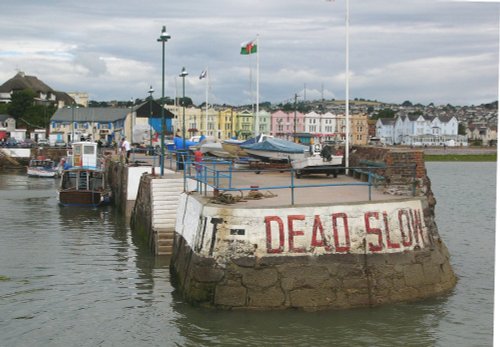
(149, 118, 172, 133)
(241, 138, 307, 153)
(173, 137, 198, 150)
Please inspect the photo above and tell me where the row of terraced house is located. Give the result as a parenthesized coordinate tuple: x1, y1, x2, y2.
(48, 102, 371, 146)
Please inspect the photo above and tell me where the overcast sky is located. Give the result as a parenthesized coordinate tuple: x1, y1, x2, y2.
(0, 0, 498, 106)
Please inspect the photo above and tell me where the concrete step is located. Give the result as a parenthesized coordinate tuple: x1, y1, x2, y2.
(154, 223, 178, 230)
(157, 246, 173, 256)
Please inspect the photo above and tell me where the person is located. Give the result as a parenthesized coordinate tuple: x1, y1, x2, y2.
(120, 137, 131, 164)
(194, 149, 203, 176)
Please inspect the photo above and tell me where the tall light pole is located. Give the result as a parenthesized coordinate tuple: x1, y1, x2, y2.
(129, 98, 134, 162)
(157, 25, 171, 176)
(179, 67, 188, 151)
(67, 103, 78, 143)
(148, 86, 154, 150)
(344, 0, 350, 171)
(71, 104, 75, 143)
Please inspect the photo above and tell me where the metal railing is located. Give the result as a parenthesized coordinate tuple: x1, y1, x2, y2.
(175, 153, 417, 205)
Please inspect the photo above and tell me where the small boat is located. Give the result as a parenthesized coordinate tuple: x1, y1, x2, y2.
(199, 142, 232, 158)
(222, 134, 272, 157)
(27, 158, 59, 178)
(58, 142, 112, 207)
(291, 143, 344, 178)
(240, 137, 308, 162)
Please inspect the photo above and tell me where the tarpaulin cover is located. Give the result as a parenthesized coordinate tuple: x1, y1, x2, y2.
(241, 137, 307, 153)
(173, 137, 198, 150)
(149, 118, 172, 134)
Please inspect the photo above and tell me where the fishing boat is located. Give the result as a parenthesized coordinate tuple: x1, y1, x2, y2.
(58, 142, 112, 207)
(240, 137, 308, 162)
(27, 157, 59, 178)
(291, 143, 343, 178)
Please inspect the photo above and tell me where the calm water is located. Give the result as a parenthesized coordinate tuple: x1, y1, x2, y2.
(0, 162, 495, 347)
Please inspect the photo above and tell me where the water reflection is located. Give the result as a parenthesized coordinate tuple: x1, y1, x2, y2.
(0, 163, 494, 346)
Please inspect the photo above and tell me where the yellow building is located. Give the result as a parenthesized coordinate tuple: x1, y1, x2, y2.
(218, 108, 236, 139)
(336, 113, 369, 145)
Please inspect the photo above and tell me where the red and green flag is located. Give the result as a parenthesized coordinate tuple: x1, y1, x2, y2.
(240, 40, 257, 55)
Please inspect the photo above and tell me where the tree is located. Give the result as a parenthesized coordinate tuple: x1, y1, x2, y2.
(372, 108, 396, 120)
(458, 123, 466, 135)
(8, 89, 36, 119)
(402, 100, 412, 107)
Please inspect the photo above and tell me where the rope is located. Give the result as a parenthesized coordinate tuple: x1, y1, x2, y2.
(210, 190, 277, 205)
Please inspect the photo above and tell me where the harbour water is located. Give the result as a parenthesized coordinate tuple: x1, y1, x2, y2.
(0, 161, 495, 346)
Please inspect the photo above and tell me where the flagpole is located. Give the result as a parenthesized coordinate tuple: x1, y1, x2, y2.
(345, 0, 350, 173)
(205, 67, 208, 136)
(255, 34, 260, 139)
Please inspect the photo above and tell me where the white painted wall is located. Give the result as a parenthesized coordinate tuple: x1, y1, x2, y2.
(176, 195, 431, 265)
(0, 148, 31, 158)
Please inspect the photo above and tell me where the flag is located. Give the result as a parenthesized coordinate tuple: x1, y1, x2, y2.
(240, 40, 257, 55)
(199, 69, 207, 79)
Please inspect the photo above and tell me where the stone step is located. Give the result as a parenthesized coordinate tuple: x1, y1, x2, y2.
(157, 245, 173, 255)
(158, 239, 173, 246)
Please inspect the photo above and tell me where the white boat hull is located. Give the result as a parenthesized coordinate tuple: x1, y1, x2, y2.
(291, 155, 343, 178)
(244, 149, 306, 162)
(27, 167, 58, 178)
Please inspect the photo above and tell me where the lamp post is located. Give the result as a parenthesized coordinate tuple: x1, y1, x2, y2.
(157, 25, 171, 176)
(71, 104, 75, 143)
(67, 103, 78, 144)
(148, 86, 154, 149)
(179, 67, 188, 151)
(129, 98, 134, 162)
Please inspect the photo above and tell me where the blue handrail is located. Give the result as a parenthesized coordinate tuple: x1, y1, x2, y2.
(178, 158, 417, 205)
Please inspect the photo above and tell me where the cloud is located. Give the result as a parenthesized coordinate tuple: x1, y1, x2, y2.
(0, 0, 497, 106)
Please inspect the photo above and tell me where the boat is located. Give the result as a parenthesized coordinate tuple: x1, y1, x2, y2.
(199, 142, 232, 158)
(240, 137, 308, 162)
(27, 157, 59, 178)
(291, 143, 344, 178)
(58, 142, 112, 207)
(222, 134, 273, 157)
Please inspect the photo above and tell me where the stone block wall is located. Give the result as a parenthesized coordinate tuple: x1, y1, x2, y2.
(171, 233, 456, 311)
(130, 174, 153, 248)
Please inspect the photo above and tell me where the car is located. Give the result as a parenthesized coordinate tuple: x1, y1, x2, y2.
(54, 140, 67, 147)
(5, 138, 19, 147)
(37, 139, 49, 146)
(20, 139, 36, 148)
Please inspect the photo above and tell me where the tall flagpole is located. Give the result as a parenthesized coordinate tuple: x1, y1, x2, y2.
(345, 0, 350, 172)
(205, 67, 209, 136)
(255, 34, 260, 138)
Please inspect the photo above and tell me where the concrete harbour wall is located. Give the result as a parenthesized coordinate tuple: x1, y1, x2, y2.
(169, 147, 457, 310)
(170, 194, 456, 310)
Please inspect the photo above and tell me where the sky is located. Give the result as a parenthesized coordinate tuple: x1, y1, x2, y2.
(0, 0, 498, 107)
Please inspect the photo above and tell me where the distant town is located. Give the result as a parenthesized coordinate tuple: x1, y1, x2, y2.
(0, 71, 497, 148)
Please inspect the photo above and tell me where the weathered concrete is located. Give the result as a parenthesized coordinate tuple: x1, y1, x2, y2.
(170, 147, 457, 310)
(131, 173, 184, 255)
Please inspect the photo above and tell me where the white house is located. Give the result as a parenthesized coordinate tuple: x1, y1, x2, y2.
(376, 114, 466, 146)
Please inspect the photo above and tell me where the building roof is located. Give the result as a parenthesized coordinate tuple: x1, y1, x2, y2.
(0, 114, 13, 122)
(52, 107, 130, 122)
(0, 72, 54, 94)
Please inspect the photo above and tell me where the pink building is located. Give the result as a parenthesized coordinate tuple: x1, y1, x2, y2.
(270, 110, 304, 141)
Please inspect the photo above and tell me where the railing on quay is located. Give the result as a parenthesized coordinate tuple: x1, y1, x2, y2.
(174, 153, 417, 206)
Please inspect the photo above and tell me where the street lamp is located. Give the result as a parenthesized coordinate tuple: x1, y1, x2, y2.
(179, 67, 188, 151)
(157, 25, 171, 176)
(129, 98, 134, 162)
(67, 103, 79, 144)
(148, 86, 154, 149)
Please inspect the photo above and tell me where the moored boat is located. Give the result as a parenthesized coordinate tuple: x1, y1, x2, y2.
(27, 158, 59, 178)
(240, 137, 308, 162)
(58, 142, 111, 207)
